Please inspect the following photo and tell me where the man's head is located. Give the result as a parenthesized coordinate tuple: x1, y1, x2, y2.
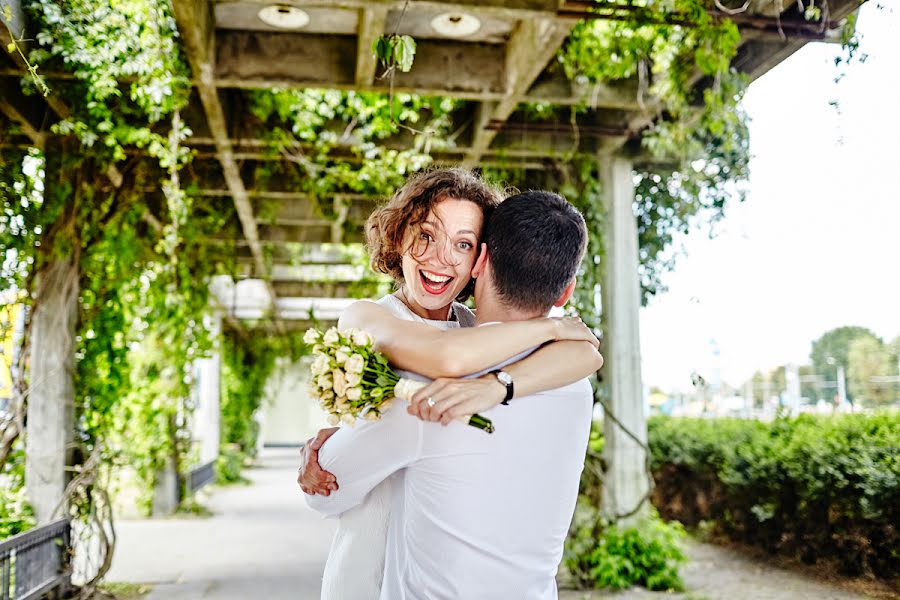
(472, 191, 587, 317)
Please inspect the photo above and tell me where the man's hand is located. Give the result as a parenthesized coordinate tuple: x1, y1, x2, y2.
(297, 427, 339, 496)
(408, 376, 505, 425)
(552, 316, 600, 349)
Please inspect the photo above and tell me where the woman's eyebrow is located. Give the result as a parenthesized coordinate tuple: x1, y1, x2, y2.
(455, 229, 477, 237)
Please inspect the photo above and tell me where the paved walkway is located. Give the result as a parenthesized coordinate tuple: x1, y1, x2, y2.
(107, 448, 875, 600)
(107, 447, 335, 599)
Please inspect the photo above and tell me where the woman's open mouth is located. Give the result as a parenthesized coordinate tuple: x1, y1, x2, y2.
(419, 269, 453, 295)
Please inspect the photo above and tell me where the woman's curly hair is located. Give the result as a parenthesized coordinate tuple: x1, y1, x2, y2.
(366, 168, 502, 301)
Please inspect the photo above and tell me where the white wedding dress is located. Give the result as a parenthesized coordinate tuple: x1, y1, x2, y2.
(319, 294, 476, 600)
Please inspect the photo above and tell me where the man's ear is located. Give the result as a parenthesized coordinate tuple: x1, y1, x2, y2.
(471, 243, 489, 279)
(553, 278, 577, 308)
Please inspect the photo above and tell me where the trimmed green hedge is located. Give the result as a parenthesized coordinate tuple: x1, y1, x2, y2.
(648, 413, 900, 578)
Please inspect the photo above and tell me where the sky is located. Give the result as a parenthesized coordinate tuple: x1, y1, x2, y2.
(639, 2, 900, 392)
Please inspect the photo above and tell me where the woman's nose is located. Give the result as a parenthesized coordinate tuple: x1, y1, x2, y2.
(427, 238, 457, 267)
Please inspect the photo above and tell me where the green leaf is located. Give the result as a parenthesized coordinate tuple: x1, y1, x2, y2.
(393, 35, 416, 72)
(7, 42, 16, 54)
(373, 35, 392, 66)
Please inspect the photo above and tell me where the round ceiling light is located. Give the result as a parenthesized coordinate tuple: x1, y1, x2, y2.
(430, 13, 481, 38)
(258, 5, 310, 29)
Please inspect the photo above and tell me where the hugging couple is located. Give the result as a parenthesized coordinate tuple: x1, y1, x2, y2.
(297, 167, 603, 600)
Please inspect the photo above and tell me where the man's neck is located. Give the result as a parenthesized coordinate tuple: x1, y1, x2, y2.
(475, 300, 544, 325)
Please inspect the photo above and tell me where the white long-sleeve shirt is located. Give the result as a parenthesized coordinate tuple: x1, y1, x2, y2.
(307, 376, 592, 600)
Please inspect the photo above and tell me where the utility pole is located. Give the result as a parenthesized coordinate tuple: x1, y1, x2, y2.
(837, 365, 848, 411)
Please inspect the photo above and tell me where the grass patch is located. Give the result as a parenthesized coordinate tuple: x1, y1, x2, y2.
(98, 582, 153, 599)
(175, 495, 213, 518)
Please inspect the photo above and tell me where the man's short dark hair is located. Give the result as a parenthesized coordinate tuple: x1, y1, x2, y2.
(483, 191, 587, 313)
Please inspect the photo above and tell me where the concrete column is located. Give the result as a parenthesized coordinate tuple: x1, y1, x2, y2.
(599, 154, 649, 524)
(193, 311, 222, 465)
(26, 231, 78, 524)
(151, 453, 180, 516)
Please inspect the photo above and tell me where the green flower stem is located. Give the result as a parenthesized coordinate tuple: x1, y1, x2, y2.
(362, 365, 396, 378)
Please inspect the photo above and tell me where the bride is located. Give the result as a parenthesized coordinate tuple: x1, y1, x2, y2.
(298, 168, 602, 599)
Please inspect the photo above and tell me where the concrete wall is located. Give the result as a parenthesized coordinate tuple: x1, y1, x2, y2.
(260, 358, 329, 447)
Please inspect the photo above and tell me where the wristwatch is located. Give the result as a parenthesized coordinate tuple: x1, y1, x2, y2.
(490, 369, 514, 405)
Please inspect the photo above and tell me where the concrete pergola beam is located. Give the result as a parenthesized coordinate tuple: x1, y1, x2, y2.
(223, 244, 366, 269)
(463, 17, 575, 167)
(356, 7, 389, 86)
(272, 280, 367, 299)
(171, 0, 285, 333)
(231, 0, 563, 20)
(0, 79, 46, 147)
(0, 66, 652, 111)
(245, 318, 339, 333)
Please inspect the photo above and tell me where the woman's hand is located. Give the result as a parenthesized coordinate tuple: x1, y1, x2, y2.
(552, 316, 599, 349)
(407, 376, 506, 425)
(297, 427, 339, 496)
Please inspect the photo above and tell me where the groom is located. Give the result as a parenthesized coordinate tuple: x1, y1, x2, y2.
(305, 191, 596, 599)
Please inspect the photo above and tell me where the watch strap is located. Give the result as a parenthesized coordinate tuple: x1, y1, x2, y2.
(491, 369, 514, 405)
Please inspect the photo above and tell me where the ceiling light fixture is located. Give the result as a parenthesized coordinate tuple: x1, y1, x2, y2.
(258, 5, 310, 30)
(430, 13, 481, 38)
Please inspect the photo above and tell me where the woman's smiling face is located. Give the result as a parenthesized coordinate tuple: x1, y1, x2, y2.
(400, 197, 484, 317)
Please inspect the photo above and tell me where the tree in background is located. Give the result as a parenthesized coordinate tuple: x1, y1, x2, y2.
(847, 336, 894, 406)
(810, 326, 881, 403)
(890, 336, 900, 374)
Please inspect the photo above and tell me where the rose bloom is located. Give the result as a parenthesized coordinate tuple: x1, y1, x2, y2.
(345, 354, 364, 374)
(333, 369, 347, 396)
(352, 329, 372, 347)
(312, 355, 329, 376)
(317, 373, 332, 390)
(323, 328, 340, 345)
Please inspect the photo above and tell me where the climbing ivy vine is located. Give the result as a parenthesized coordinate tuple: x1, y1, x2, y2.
(0, 1, 869, 588)
(248, 89, 458, 209)
(0, 2, 243, 581)
(554, 0, 751, 302)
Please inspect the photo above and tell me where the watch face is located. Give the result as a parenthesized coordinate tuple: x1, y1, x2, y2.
(497, 371, 513, 385)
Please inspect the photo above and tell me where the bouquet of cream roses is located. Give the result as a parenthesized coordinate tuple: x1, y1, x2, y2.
(304, 326, 494, 433)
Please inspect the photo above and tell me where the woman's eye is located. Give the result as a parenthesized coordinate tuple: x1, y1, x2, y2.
(458, 241, 472, 250)
(419, 232, 433, 242)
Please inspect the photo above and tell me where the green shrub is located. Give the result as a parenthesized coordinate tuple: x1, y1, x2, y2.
(0, 447, 35, 540)
(215, 444, 249, 485)
(0, 486, 35, 540)
(565, 500, 686, 592)
(648, 412, 900, 578)
(588, 422, 605, 454)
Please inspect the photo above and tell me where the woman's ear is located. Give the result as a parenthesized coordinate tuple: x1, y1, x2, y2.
(471, 243, 489, 279)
